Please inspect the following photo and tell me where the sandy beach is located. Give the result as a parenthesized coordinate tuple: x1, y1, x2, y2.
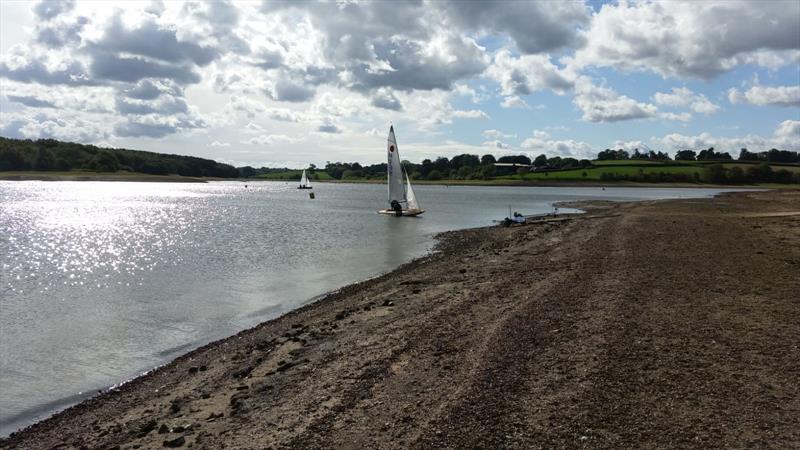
(2, 190, 798, 449)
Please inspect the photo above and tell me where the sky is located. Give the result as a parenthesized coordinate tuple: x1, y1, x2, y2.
(0, 0, 799, 168)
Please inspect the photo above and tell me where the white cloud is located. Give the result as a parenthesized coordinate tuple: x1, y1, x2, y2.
(653, 87, 719, 114)
(500, 95, 529, 109)
(210, 140, 230, 147)
(245, 134, 296, 145)
(658, 120, 800, 153)
(451, 109, 489, 120)
(483, 140, 511, 150)
(570, 0, 800, 79)
(483, 129, 516, 140)
(775, 120, 800, 139)
(660, 112, 692, 122)
(728, 85, 800, 107)
(486, 49, 574, 97)
(572, 77, 658, 123)
(520, 129, 594, 158)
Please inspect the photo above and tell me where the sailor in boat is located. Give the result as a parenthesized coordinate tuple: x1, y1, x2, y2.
(391, 200, 402, 216)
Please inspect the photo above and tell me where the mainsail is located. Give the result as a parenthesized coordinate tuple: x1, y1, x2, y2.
(387, 126, 406, 205)
(299, 169, 310, 188)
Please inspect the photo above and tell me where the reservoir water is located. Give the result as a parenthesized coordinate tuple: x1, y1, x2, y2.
(0, 180, 745, 435)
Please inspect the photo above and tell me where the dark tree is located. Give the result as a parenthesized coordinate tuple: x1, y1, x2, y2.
(480, 154, 496, 165)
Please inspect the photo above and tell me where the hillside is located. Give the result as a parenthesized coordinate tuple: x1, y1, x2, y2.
(0, 137, 239, 178)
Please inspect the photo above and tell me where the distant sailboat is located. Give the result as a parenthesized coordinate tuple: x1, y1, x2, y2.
(297, 169, 312, 189)
(378, 126, 424, 217)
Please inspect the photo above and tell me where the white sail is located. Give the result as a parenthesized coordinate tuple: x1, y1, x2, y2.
(299, 169, 309, 187)
(387, 126, 406, 205)
(405, 171, 419, 210)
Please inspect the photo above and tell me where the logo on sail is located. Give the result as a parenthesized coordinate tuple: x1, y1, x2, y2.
(389, 145, 395, 152)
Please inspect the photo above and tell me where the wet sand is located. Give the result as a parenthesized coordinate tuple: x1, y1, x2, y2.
(3, 190, 799, 449)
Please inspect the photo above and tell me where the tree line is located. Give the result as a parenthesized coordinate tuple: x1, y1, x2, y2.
(1, 137, 797, 184)
(0, 137, 240, 178)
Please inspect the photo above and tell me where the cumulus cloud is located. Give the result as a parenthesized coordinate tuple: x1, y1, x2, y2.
(483, 140, 511, 150)
(653, 87, 719, 114)
(0, 47, 95, 86)
(660, 112, 692, 122)
(115, 94, 188, 116)
(483, 129, 516, 140)
(451, 109, 489, 120)
(6, 94, 56, 108)
(487, 50, 574, 97)
(728, 85, 800, 107)
(267, 78, 316, 103)
(33, 0, 76, 20)
(520, 129, 594, 158)
(500, 96, 529, 109)
(35, 16, 87, 48)
(573, 77, 658, 123)
(441, 0, 589, 54)
(2, 110, 108, 142)
(114, 113, 205, 138)
(317, 121, 340, 133)
(658, 120, 800, 153)
(775, 120, 800, 139)
(245, 134, 296, 145)
(371, 88, 403, 111)
(570, 0, 800, 79)
(256, 1, 489, 95)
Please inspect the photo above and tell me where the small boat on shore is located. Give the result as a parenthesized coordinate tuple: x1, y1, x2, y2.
(378, 125, 424, 217)
(297, 169, 312, 189)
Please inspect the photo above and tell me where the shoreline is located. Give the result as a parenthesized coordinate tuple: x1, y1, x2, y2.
(3, 190, 799, 448)
(2, 171, 797, 189)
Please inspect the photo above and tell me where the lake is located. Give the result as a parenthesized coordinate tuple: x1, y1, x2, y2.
(0, 180, 746, 435)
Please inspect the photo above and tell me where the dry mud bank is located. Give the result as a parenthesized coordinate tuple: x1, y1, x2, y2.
(3, 190, 799, 449)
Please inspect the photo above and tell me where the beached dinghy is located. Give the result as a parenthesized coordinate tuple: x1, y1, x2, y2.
(297, 169, 313, 189)
(378, 126, 425, 217)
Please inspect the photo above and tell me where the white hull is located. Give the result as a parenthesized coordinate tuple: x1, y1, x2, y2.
(378, 208, 425, 217)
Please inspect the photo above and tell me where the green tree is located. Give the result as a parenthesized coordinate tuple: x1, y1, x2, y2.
(480, 154, 496, 165)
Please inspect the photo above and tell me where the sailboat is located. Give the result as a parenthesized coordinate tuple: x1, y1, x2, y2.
(297, 169, 312, 189)
(378, 126, 424, 217)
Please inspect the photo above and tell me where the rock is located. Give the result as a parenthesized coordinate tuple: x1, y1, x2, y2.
(139, 419, 158, 435)
(162, 435, 185, 447)
(232, 365, 254, 379)
(412, 289, 420, 294)
(291, 323, 303, 329)
(382, 300, 394, 307)
(198, 365, 207, 372)
(172, 426, 185, 433)
(235, 385, 249, 391)
(188, 366, 199, 374)
(334, 311, 347, 320)
(158, 424, 170, 434)
(459, 268, 467, 274)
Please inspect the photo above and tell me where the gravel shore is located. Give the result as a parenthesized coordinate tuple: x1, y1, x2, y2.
(3, 190, 799, 449)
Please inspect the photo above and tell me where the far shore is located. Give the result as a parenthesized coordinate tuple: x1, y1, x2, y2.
(1, 171, 796, 189)
(3, 190, 798, 448)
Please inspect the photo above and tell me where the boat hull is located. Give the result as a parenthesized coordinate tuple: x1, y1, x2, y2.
(297, 186, 313, 189)
(377, 208, 425, 217)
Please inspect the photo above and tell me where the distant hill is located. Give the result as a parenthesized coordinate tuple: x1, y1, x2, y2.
(0, 137, 240, 178)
